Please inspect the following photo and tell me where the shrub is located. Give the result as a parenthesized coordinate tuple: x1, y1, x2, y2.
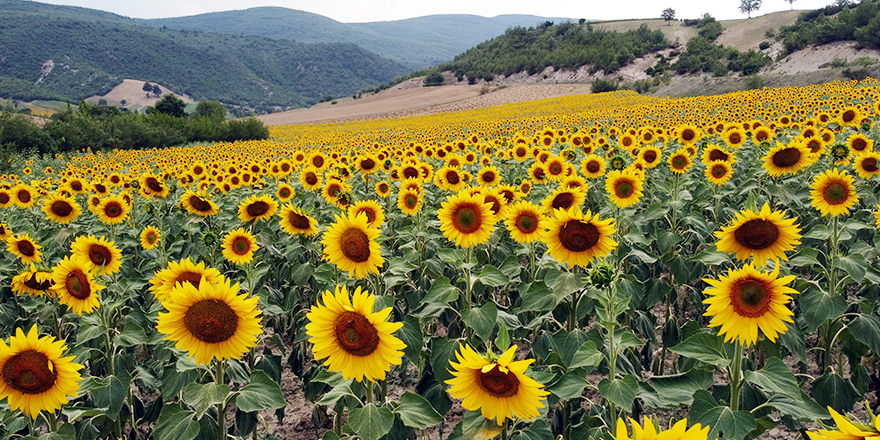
(424, 72, 444, 87)
(591, 78, 619, 93)
(745, 74, 764, 90)
(759, 41, 771, 50)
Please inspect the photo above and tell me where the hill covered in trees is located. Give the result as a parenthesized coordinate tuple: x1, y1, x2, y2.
(0, 0, 408, 109)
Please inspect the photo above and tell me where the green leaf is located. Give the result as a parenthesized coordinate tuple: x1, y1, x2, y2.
(420, 276, 459, 305)
(90, 374, 128, 420)
(154, 403, 199, 440)
(597, 375, 638, 410)
(848, 314, 880, 355)
(461, 302, 498, 344)
(744, 357, 801, 400)
(568, 341, 603, 371)
(551, 329, 590, 368)
(788, 248, 820, 266)
(510, 419, 553, 440)
(647, 369, 713, 408)
(348, 404, 394, 440)
(627, 247, 658, 264)
(836, 254, 867, 284)
(495, 322, 510, 353)
(548, 371, 590, 400)
(800, 289, 848, 333)
(765, 392, 829, 421)
(690, 248, 728, 266)
(689, 391, 756, 440)
(394, 391, 445, 429)
(804, 224, 831, 240)
(399, 316, 423, 364)
(235, 370, 286, 412)
(438, 248, 465, 266)
(519, 282, 558, 313)
(614, 330, 644, 351)
(478, 265, 508, 287)
(161, 367, 198, 399)
(316, 382, 354, 406)
(657, 229, 683, 255)
(669, 332, 730, 368)
(811, 374, 860, 412)
(544, 269, 586, 300)
(461, 410, 503, 440)
(184, 382, 229, 419)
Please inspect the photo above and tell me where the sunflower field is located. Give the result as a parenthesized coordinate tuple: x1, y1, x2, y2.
(0, 78, 879, 440)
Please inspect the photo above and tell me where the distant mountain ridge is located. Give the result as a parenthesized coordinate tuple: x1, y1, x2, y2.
(143, 9, 575, 69)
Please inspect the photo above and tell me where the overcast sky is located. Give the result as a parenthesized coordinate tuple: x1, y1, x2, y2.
(36, 0, 836, 23)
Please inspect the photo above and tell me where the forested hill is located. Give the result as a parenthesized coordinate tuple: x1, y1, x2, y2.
(144, 8, 574, 69)
(0, 0, 408, 108)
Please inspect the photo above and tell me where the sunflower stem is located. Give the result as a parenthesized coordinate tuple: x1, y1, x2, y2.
(529, 241, 537, 282)
(216, 359, 227, 440)
(501, 418, 509, 440)
(729, 342, 745, 412)
(365, 380, 374, 405)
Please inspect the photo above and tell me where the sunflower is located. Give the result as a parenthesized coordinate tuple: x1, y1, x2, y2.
(446, 344, 549, 426)
(375, 181, 392, 198)
(150, 258, 224, 304)
(299, 167, 323, 191)
(806, 407, 880, 440)
(41, 194, 81, 225)
(637, 145, 663, 168)
(349, 200, 385, 227)
(276, 183, 295, 202)
(0, 325, 83, 418)
(723, 128, 747, 149)
(278, 204, 320, 236)
(12, 184, 35, 209)
(237, 194, 278, 223)
(306, 285, 405, 382)
(7, 234, 42, 265)
(715, 203, 801, 263)
(51, 255, 104, 316)
(11, 266, 55, 298)
(0, 223, 11, 240)
(505, 201, 545, 243)
(221, 228, 259, 265)
(752, 126, 775, 144)
(96, 194, 130, 225)
(853, 152, 880, 180)
(676, 124, 702, 144)
(180, 190, 218, 217)
(705, 160, 734, 186)
(140, 225, 161, 251)
(702, 263, 797, 346)
(528, 162, 548, 184)
(542, 208, 617, 268)
(615, 417, 711, 440)
(475, 165, 501, 187)
(605, 169, 644, 209)
(810, 168, 859, 217)
(668, 149, 693, 174)
(541, 186, 585, 216)
(70, 235, 123, 277)
(838, 106, 861, 127)
(847, 133, 874, 156)
(0, 189, 13, 208)
(355, 155, 380, 175)
(437, 191, 498, 248)
(435, 165, 467, 192)
(321, 212, 384, 279)
(802, 136, 826, 157)
(581, 154, 607, 179)
(156, 275, 263, 365)
(140, 174, 169, 198)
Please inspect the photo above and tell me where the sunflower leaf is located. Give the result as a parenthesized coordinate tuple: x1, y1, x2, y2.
(799, 288, 848, 333)
(835, 254, 867, 284)
(669, 332, 731, 368)
(461, 302, 497, 344)
(399, 316, 424, 364)
(810, 373, 860, 412)
(548, 370, 590, 400)
(689, 390, 756, 440)
(461, 410, 503, 440)
(393, 391, 445, 429)
(477, 265, 508, 287)
(184, 382, 230, 420)
(234, 370, 286, 413)
(847, 314, 880, 355)
(154, 403, 200, 440)
(597, 375, 638, 409)
(744, 357, 801, 401)
(348, 404, 394, 440)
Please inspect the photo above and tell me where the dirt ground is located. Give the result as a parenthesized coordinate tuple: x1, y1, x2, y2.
(85, 79, 196, 113)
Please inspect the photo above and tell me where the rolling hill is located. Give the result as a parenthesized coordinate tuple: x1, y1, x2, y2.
(143, 9, 574, 69)
(0, 0, 408, 108)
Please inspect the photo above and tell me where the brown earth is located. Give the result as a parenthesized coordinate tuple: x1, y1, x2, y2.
(85, 79, 196, 113)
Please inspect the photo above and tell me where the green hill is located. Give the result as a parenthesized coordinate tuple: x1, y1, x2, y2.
(0, 0, 408, 108)
(144, 9, 574, 69)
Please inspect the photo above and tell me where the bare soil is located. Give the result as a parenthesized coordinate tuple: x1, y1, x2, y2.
(85, 79, 196, 113)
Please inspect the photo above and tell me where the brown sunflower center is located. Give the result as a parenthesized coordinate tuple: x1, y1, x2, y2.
(305, 173, 318, 185)
(552, 193, 575, 210)
(145, 177, 163, 193)
(312, 157, 325, 168)
(709, 150, 729, 162)
(378, 183, 389, 193)
(549, 162, 564, 175)
(681, 129, 695, 141)
(361, 158, 375, 170)
(733, 219, 779, 250)
(731, 278, 772, 318)
(183, 299, 239, 343)
(446, 171, 460, 185)
(51, 200, 73, 217)
(622, 137, 633, 147)
(614, 180, 634, 198)
(671, 155, 688, 170)
(16, 241, 35, 257)
(2, 349, 57, 394)
(17, 190, 31, 203)
(333, 311, 379, 357)
(174, 271, 203, 289)
(89, 244, 112, 267)
(340, 228, 371, 263)
(288, 212, 311, 230)
(94, 183, 107, 193)
(481, 171, 496, 183)
(842, 110, 856, 123)
(145, 231, 158, 244)
(823, 182, 849, 205)
(533, 167, 546, 180)
(451, 204, 483, 234)
(279, 188, 292, 198)
(851, 138, 868, 151)
(65, 269, 91, 300)
(515, 213, 539, 234)
(246, 201, 270, 217)
(712, 164, 728, 178)
(643, 150, 658, 163)
(404, 193, 419, 209)
(586, 160, 601, 173)
(189, 195, 213, 212)
(104, 202, 123, 218)
(403, 167, 419, 179)
(729, 133, 742, 144)
(232, 237, 252, 256)
(478, 365, 520, 398)
(0, 193, 9, 204)
(516, 147, 528, 157)
(559, 220, 600, 252)
(357, 208, 377, 224)
(862, 158, 878, 172)
(771, 148, 802, 168)
(24, 274, 53, 291)
(70, 181, 83, 192)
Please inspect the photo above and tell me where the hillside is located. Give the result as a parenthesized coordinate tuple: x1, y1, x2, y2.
(0, 0, 408, 109)
(144, 9, 573, 69)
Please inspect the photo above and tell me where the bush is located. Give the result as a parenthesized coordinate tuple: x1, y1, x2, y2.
(745, 74, 764, 90)
(759, 41, 771, 50)
(424, 72, 444, 87)
(591, 78, 619, 93)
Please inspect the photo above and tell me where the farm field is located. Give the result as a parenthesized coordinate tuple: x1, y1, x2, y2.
(0, 79, 879, 440)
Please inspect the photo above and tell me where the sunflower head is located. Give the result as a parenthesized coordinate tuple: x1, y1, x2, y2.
(70, 235, 123, 277)
(321, 212, 385, 279)
(437, 191, 498, 248)
(616, 417, 711, 440)
(809, 167, 859, 217)
(541, 208, 617, 268)
(52, 255, 104, 315)
(222, 228, 259, 265)
(238, 194, 279, 223)
(140, 226, 161, 250)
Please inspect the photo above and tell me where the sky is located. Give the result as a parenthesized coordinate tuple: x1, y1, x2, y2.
(35, 0, 837, 23)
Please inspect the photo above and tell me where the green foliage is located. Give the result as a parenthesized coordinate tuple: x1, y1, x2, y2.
(153, 94, 187, 118)
(776, 0, 880, 52)
(744, 74, 764, 90)
(424, 72, 445, 86)
(661, 8, 676, 23)
(739, 0, 763, 18)
(591, 78, 619, 93)
(0, 1, 408, 110)
(428, 21, 667, 81)
(193, 100, 226, 121)
(758, 41, 771, 50)
(672, 36, 771, 76)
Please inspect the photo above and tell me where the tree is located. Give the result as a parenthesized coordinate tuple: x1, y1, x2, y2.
(153, 93, 186, 118)
(142, 81, 152, 97)
(193, 100, 226, 121)
(739, 0, 762, 18)
(785, 0, 797, 10)
(152, 84, 162, 97)
(661, 8, 676, 25)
